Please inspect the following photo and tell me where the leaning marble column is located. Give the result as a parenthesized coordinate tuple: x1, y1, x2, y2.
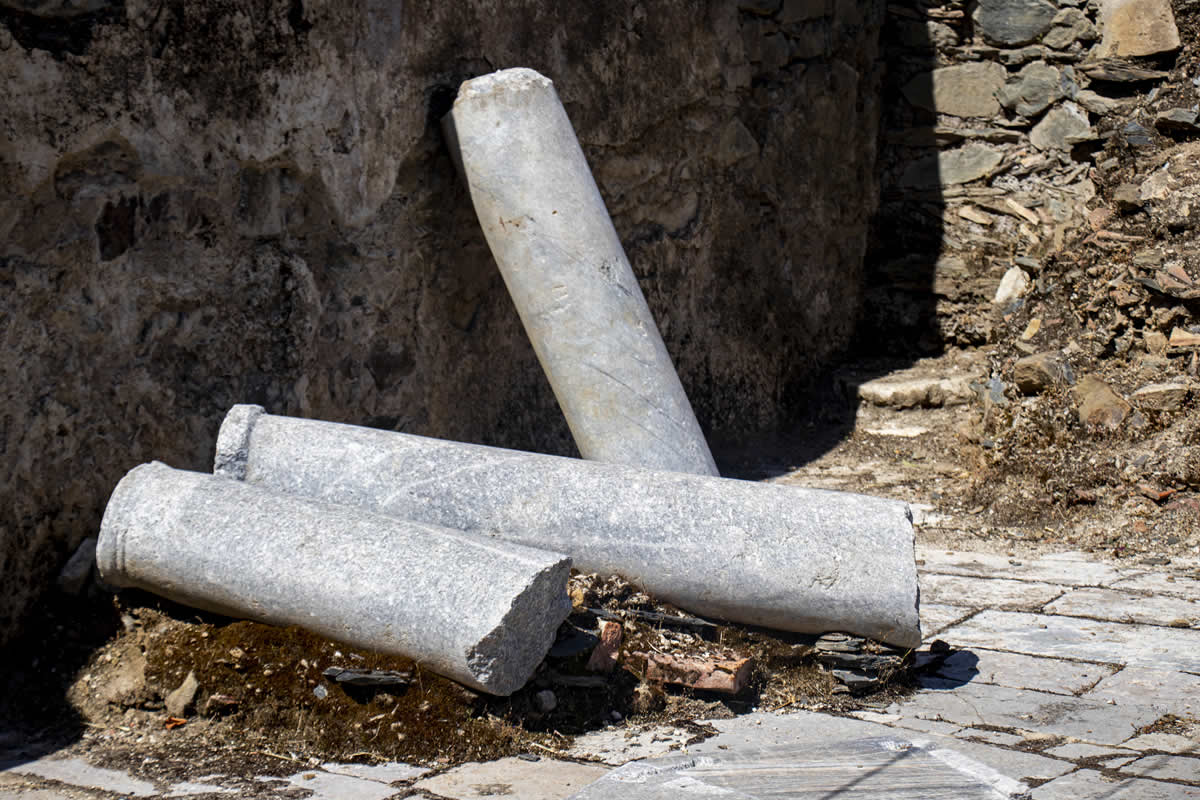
(96, 462, 572, 695)
(443, 68, 718, 477)
(216, 406, 921, 648)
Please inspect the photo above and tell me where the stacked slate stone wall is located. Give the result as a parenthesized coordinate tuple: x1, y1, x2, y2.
(863, 0, 1181, 353)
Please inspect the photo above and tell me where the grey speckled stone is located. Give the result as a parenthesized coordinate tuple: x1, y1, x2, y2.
(444, 68, 717, 477)
(215, 406, 921, 648)
(96, 462, 571, 695)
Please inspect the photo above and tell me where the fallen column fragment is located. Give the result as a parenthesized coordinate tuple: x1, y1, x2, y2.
(96, 462, 572, 695)
(443, 67, 718, 477)
(215, 406, 922, 648)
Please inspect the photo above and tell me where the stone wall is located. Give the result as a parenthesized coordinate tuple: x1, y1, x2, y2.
(0, 0, 887, 643)
(862, 0, 1182, 353)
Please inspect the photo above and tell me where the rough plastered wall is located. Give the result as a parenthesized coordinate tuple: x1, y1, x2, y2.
(0, 0, 885, 643)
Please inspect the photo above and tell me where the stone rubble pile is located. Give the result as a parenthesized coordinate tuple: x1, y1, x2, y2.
(91, 68, 922, 696)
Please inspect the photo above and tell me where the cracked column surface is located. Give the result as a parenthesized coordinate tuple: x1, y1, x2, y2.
(96, 462, 572, 695)
(216, 406, 921, 648)
(443, 67, 718, 477)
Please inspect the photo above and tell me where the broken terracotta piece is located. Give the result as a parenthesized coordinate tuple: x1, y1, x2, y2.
(640, 652, 753, 694)
(585, 621, 622, 674)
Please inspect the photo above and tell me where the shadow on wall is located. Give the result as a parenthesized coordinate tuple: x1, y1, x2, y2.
(714, 0, 944, 477)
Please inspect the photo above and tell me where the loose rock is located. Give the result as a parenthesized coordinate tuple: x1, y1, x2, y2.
(1030, 102, 1093, 151)
(1074, 90, 1122, 115)
(1169, 328, 1200, 351)
(903, 62, 1007, 119)
(904, 143, 1004, 187)
(534, 689, 557, 713)
(1014, 352, 1072, 394)
(1073, 376, 1131, 429)
(1083, 61, 1169, 84)
(994, 267, 1032, 306)
(974, 0, 1057, 46)
(997, 61, 1064, 117)
(1155, 109, 1200, 136)
(164, 670, 199, 718)
(1042, 8, 1097, 49)
(56, 537, 98, 596)
(1131, 382, 1190, 411)
(1095, 0, 1181, 58)
(855, 376, 975, 408)
(1113, 183, 1144, 213)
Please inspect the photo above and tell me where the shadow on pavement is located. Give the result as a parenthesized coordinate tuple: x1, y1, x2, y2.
(0, 592, 121, 765)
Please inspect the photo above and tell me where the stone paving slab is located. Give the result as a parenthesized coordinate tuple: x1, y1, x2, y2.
(920, 603, 976, 636)
(273, 770, 408, 800)
(694, 710, 1072, 786)
(1121, 754, 1200, 783)
(1046, 741, 1139, 761)
(917, 548, 1135, 586)
(0, 773, 107, 800)
(6, 550, 1200, 800)
(846, 710, 964, 737)
(892, 679, 1161, 746)
(412, 757, 607, 800)
(956, 729, 1026, 747)
(321, 762, 430, 783)
(926, 646, 1116, 694)
(0, 758, 156, 798)
(1088, 667, 1200, 718)
(888, 716, 963, 736)
(1046, 587, 1200, 627)
(939, 610, 1200, 672)
(567, 725, 695, 765)
(919, 573, 1065, 611)
(1114, 573, 1200, 601)
(1032, 768, 1200, 799)
(568, 736, 1022, 799)
(163, 778, 237, 796)
(1125, 733, 1200, 754)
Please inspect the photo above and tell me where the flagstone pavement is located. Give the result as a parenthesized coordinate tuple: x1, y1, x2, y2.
(3, 547, 1198, 798)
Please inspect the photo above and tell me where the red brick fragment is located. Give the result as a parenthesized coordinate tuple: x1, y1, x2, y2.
(586, 621, 622, 673)
(1138, 484, 1178, 503)
(642, 652, 753, 695)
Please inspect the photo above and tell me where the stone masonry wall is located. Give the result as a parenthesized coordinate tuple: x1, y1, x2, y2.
(863, 0, 1183, 355)
(0, 0, 886, 643)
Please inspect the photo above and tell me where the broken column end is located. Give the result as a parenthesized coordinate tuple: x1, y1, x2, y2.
(214, 404, 266, 480)
(96, 461, 172, 589)
(466, 554, 573, 695)
(454, 67, 553, 106)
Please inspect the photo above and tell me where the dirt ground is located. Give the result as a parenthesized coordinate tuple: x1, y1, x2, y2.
(5, 4, 1200, 787)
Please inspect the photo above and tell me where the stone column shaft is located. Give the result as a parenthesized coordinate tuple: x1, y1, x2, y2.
(444, 67, 718, 476)
(216, 406, 921, 648)
(96, 462, 572, 695)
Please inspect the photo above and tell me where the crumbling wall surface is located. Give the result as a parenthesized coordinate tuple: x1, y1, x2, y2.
(0, 0, 885, 642)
